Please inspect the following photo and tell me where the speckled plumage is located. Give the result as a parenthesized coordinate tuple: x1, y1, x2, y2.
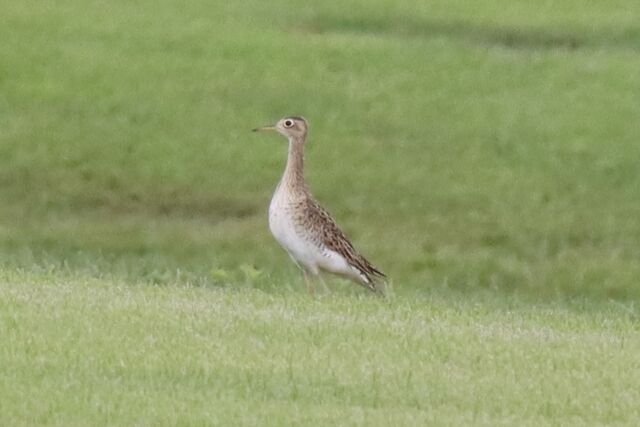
(255, 116, 386, 294)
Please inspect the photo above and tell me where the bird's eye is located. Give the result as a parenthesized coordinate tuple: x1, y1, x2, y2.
(284, 120, 294, 128)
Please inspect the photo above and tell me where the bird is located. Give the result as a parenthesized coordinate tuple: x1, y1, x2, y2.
(253, 116, 386, 295)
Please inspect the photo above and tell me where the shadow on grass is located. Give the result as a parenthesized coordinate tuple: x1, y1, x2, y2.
(301, 16, 640, 51)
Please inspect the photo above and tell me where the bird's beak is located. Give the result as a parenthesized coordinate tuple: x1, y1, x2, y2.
(252, 125, 276, 132)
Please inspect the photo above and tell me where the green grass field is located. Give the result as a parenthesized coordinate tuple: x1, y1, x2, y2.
(2, 0, 640, 425)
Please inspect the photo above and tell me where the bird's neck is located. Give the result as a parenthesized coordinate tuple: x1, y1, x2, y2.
(281, 136, 307, 194)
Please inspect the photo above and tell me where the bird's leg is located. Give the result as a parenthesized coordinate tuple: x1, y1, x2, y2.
(318, 274, 330, 293)
(303, 270, 316, 296)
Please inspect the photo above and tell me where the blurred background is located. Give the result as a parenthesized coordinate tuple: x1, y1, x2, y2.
(1, 0, 639, 299)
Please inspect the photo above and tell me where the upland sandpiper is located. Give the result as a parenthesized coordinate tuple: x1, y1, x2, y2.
(253, 116, 386, 295)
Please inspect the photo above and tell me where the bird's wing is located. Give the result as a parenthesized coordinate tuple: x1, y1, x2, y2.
(302, 197, 386, 284)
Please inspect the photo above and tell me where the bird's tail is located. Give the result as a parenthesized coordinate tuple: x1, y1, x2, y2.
(364, 271, 390, 297)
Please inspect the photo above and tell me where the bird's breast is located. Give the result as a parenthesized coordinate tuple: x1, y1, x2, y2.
(269, 190, 296, 244)
(268, 189, 317, 263)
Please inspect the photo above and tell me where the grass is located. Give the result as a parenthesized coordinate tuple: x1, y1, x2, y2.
(1, 0, 640, 424)
(2, 269, 640, 426)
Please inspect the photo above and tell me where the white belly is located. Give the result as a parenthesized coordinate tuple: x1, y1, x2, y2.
(268, 193, 318, 271)
(268, 189, 362, 279)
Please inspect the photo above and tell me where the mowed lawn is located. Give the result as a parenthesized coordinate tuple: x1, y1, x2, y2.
(2, 269, 640, 426)
(1, 0, 640, 425)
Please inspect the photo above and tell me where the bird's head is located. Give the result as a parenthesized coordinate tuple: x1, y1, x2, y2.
(253, 116, 308, 141)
